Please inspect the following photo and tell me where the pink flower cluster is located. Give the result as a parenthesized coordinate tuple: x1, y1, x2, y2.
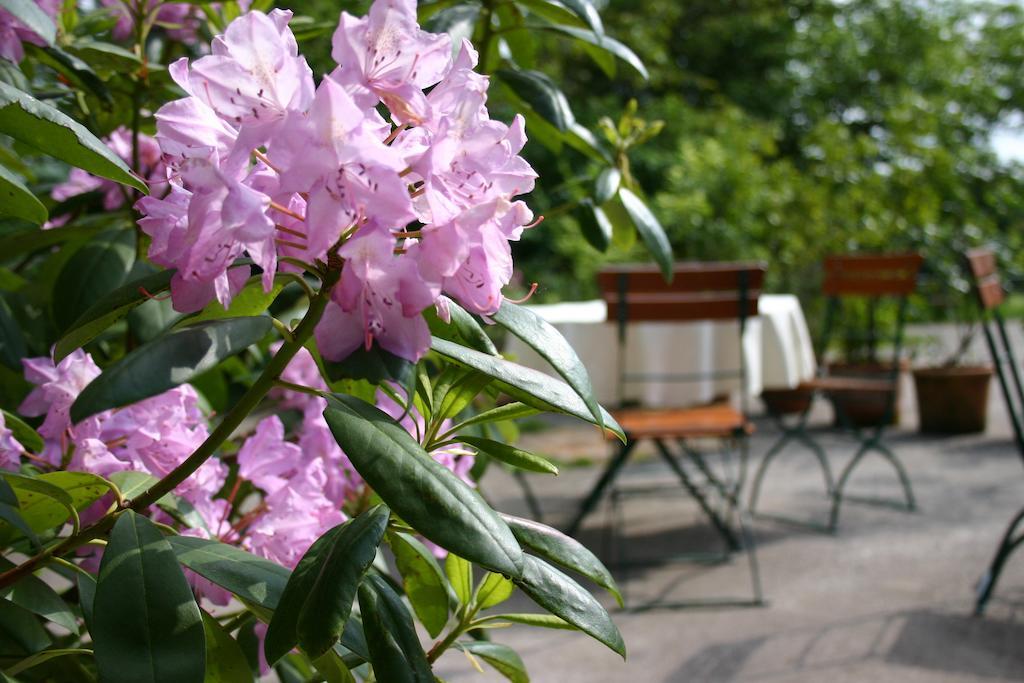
(16, 351, 228, 533)
(136, 1, 538, 362)
(0, 0, 59, 63)
(100, 1, 203, 43)
(0, 413, 23, 470)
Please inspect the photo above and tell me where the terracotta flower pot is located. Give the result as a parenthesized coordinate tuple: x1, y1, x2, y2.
(913, 365, 993, 434)
(826, 361, 905, 427)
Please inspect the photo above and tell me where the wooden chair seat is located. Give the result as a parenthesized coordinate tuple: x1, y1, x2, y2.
(610, 403, 754, 440)
(802, 376, 896, 394)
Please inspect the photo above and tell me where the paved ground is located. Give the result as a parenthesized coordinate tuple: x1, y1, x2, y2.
(435, 370, 1024, 682)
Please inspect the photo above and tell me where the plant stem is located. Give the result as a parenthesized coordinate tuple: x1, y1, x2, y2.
(0, 273, 338, 591)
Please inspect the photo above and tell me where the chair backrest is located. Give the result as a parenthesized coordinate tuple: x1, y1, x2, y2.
(817, 253, 923, 377)
(965, 248, 1024, 460)
(597, 262, 767, 408)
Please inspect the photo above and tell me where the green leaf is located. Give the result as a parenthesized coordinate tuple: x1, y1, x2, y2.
(435, 368, 492, 422)
(0, 216, 127, 260)
(475, 572, 514, 610)
(265, 505, 389, 664)
(71, 316, 271, 422)
(0, 0, 56, 45)
(0, 410, 42, 453)
(514, 555, 624, 657)
(423, 3, 480, 48)
(26, 45, 111, 105)
(430, 337, 624, 441)
(444, 553, 472, 606)
(388, 532, 450, 638)
(0, 600, 50, 657)
(496, 68, 575, 131)
(564, 121, 612, 164)
(457, 642, 527, 683)
(322, 345, 415, 395)
(76, 572, 96, 634)
(181, 278, 283, 327)
(93, 511, 206, 683)
(3, 565, 79, 634)
(53, 229, 136, 333)
(166, 536, 370, 662)
(514, 0, 586, 28)
(324, 395, 524, 578)
(478, 612, 575, 630)
(576, 199, 612, 252)
(0, 472, 111, 544)
(618, 188, 673, 282)
(357, 574, 433, 683)
(500, 513, 621, 605)
(312, 649, 356, 683)
(66, 40, 140, 72)
(540, 25, 648, 79)
(0, 163, 46, 224)
(448, 402, 540, 432)
(54, 268, 175, 362)
(107, 471, 208, 531)
(0, 82, 145, 192)
(458, 436, 558, 475)
(492, 300, 602, 429)
(595, 167, 621, 205)
(559, 0, 603, 36)
(425, 299, 499, 356)
(201, 612, 251, 683)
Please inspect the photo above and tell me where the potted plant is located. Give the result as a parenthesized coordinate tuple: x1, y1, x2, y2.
(908, 239, 994, 434)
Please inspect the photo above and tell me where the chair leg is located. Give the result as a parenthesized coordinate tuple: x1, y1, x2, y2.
(566, 438, 638, 537)
(796, 430, 835, 495)
(748, 430, 794, 513)
(828, 441, 870, 531)
(512, 469, 544, 523)
(975, 506, 1024, 615)
(872, 440, 916, 511)
(654, 440, 741, 551)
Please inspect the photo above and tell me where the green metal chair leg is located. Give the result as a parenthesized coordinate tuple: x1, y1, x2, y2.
(748, 430, 794, 513)
(828, 442, 870, 531)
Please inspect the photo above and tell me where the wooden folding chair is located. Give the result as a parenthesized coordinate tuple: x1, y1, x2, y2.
(965, 248, 1024, 614)
(565, 262, 766, 607)
(749, 253, 923, 532)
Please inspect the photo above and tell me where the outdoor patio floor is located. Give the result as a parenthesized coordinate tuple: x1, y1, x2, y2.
(436, 378, 1024, 682)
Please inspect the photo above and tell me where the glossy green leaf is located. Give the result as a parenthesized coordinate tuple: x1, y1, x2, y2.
(201, 612, 251, 683)
(458, 436, 558, 475)
(0, 163, 46, 224)
(265, 505, 389, 664)
(0, 0, 55, 44)
(0, 410, 42, 453)
(514, 0, 587, 28)
(0, 472, 110, 544)
(166, 536, 371, 663)
(478, 612, 575, 630)
(0, 216, 126, 260)
(540, 25, 648, 79)
(564, 122, 612, 164)
(324, 395, 524, 578)
(0, 82, 145, 192)
(430, 337, 625, 441)
(444, 553, 472, 606)
(26, 45, 111, 105)
(77, 572, 96, 634)
(0, 600, 50, 657)
(514, 555, 624, 657)
(475, 572, 515, 610)
(423, 3, 479, 48)
(576, 199, 613, 252)
(71, 316, 271, 422)
(4, 566, 79, 634)
(67, 40, 141, 71)
(492, 300, 602, 429)
(357, 574, 433, 683)
(435, 368, 493, 422)
(448, 402, 540, 433)
(389, 532, 450, 638)
(425, 299, 499, 356)
(108, 471, 208, 531)
(457, 642, 527, 683)
(595, 167, 621, 205)
(182, 278, 283, 327)
(560, 0, 603, 36)
(500, 513, 621, 605)
(496, 68, 575, 131)
(53, 229, 136, 333)
(312, 649, 356, 683)
(322, 345, 415, 396)
(54, 268, 175, 362)
(618, 188, 673, 282)
(93, 511, 206, 683)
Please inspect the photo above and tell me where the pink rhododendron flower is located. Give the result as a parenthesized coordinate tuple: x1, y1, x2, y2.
(19, 350, 102, 464)
(138, 0, 538, 360)
(0, 0, 58, 63)
(0, 413, 23, 471)
(100, 1, 203, 43)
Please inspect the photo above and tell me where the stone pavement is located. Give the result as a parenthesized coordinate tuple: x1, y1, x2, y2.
(435, 377, 1024, 682)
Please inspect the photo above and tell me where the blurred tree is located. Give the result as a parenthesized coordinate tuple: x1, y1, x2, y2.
(520, 0, 1024, 307)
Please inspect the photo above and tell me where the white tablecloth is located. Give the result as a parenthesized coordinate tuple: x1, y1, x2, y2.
(502, 295, 816, 408)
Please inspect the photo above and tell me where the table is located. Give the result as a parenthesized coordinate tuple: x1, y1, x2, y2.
(502, 294, 816, 409)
